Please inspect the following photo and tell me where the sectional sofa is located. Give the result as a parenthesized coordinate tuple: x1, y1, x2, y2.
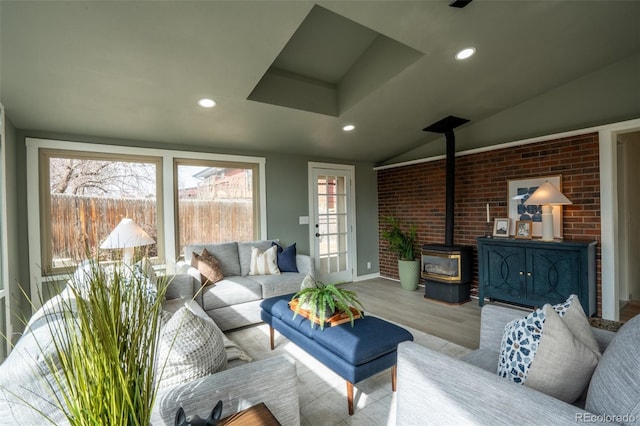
(178, 239, 314, 331)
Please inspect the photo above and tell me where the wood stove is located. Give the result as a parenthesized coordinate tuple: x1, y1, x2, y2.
(421, 244, 472, 303)
(422, 115, 472, 304)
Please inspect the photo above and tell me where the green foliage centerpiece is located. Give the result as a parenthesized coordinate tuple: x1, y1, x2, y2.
(291, 278, 364, 330)
(380, 216, 420, 291)
(36, 259, 169, 426)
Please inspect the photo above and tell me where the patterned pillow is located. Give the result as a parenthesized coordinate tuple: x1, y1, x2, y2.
(157, 305, 227, 388)
(497, 295, 601, 402)
(191, 248, 224, 286)
(249, 245, 280, 275)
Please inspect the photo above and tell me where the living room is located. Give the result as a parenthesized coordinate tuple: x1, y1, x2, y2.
(1, 1, 640, 425)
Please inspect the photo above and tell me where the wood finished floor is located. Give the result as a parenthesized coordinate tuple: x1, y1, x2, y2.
(341, 278, 482, 349)
(621, 300, 640, 323)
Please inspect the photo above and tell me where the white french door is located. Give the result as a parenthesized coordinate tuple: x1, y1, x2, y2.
(308, 163, 355, 284)
(0, 104, 10, 360)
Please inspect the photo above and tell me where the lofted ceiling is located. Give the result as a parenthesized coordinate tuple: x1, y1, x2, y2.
(1, 1, 639, 164)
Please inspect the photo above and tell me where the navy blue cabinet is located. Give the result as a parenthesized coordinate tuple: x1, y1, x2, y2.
(477, 237, 597, 316)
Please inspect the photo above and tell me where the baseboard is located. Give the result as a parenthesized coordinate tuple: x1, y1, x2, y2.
(353, 272, 380, 282)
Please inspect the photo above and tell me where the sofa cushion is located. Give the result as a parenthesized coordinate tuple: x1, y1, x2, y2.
(184, 243, 241, 277)
(497, 295, 600, 403)
(249, 245, 280, 276)
(157, 303, 228, 389)
(272, 242, 299, 273)
(238, 240, 277, 276)
(250, 272, 307, 299)
(585, 314, 640, 420)
(191, 248, 224, 286)
(201, 276, 263, 310)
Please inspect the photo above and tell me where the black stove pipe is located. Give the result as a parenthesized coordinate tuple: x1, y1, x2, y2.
(444, 129, 455, 246)
(423, 115, 470, 247)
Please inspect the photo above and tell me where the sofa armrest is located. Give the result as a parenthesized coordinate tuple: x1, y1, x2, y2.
(295, 254, 314, 278)
(397, 342, 612, 425)
(164, 272, 201, 304)
(151, 354, 299, 426)
(479, 304, 532, 350)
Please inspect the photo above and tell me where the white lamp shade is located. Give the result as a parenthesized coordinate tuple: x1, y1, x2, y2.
(524, 181, 572, 206)
(100, 218, 154, 249)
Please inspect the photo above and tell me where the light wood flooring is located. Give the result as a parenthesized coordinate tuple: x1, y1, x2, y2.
(341, 278, 482, 349)
(621, 300, 640, 323)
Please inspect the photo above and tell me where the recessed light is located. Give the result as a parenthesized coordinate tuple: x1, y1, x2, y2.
(198, 98, 216, 108)
(455, 47, 476, 60)
(342, 124, 355, 132)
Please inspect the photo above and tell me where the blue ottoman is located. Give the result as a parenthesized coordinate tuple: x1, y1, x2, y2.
(260, 294, 413, 415)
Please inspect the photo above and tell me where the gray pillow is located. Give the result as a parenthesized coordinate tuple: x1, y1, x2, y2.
(157, 304, 227, 388)
(586, 314, 640, 421)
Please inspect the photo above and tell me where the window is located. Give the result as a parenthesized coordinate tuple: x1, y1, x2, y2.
(39, 149, 162, 275)
(175, 160, 259, 256)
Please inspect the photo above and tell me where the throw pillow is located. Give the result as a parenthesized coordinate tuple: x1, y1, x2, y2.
(191, 248, 224, 286)
(249, 245, 280, 276)
(271, 242, 299, 273)
(157, 305, 227, 389)
(300, 274, 317, 290)
(497, 295, 600, 403)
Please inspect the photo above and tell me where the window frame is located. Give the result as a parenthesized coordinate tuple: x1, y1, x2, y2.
(174, 158, 261, 258)
(38, 148, 164, 275)
(26, 138, 266, 310)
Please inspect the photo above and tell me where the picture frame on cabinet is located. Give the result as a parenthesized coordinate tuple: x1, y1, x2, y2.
(493, 218, 510, 238)
(515, 220, 533, 239)
(507, 175, 563, 239)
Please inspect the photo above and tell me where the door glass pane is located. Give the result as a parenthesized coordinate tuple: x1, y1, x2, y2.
(0, 299, 5, 359)
(176, 163, 256, 255)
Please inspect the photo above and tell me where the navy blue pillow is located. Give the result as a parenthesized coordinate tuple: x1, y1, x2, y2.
(271, 242, 298, 273)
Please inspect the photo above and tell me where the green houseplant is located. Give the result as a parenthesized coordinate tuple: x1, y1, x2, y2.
(381, 216, 420, 291)
(291, 279, 365, 330)
(26, 258, 170, 426)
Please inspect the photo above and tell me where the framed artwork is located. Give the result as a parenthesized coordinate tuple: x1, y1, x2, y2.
(515, 220, 532, 239)
(507, 175, 562, 239)
(493, 218, 510, 238)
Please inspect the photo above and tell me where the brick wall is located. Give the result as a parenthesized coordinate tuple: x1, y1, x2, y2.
(378, 132, 602, 315)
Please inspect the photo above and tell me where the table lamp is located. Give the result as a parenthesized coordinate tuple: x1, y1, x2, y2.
(524, 181, 572, 241)
(100, 218, 154, 264)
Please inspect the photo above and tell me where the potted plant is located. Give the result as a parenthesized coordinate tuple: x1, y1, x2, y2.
(25, 258, 169, 425)
(381, 216, 420, 291)
(290, 280, 365, 330)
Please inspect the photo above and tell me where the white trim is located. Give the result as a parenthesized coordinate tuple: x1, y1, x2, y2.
(598, 118, 640, 320)
(26, 137, 266, 309)
(0, 103, 11, 357)
(308, 162, 357, 282)
(374, 118, 640, 171)
(353, 272, 380, 282)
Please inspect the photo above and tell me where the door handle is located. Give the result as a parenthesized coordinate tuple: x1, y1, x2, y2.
(519, 271, 524, 276)
(527, 272, 532, 277)
(315, 233, 320, 237)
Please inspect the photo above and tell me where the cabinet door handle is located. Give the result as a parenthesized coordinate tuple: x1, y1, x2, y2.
(527, 272, 532, 277)
(519, 271, 524, 276)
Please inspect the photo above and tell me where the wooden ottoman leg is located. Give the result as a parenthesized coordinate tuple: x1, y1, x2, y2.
(346, 381, 354, 415)
(392, 364, 397, 391)
(269, 326, 275, 350)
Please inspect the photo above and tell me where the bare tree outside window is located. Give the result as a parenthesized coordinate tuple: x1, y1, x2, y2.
(44, 152, 160, 272)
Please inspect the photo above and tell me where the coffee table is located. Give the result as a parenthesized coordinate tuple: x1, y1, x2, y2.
(260, 294, 413, 415)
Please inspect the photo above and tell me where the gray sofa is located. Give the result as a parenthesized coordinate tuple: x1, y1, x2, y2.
(0, 273, 300, 425)
(178, 240, 314, 331)
(396, 304, 640, 425)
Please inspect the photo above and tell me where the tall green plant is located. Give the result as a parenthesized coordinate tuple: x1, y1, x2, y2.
(380, 216, 417, 261)
(291, 282, 364, 330)
(39, 260, 169, 426)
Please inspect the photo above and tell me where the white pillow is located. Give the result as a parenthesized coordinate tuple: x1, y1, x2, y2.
(157, 305, 227, 388)
(497, 295, 600, 402)
(249, 245, 280, 276)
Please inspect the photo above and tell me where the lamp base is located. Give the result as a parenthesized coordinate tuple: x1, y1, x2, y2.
(540, 205, 554, 241)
